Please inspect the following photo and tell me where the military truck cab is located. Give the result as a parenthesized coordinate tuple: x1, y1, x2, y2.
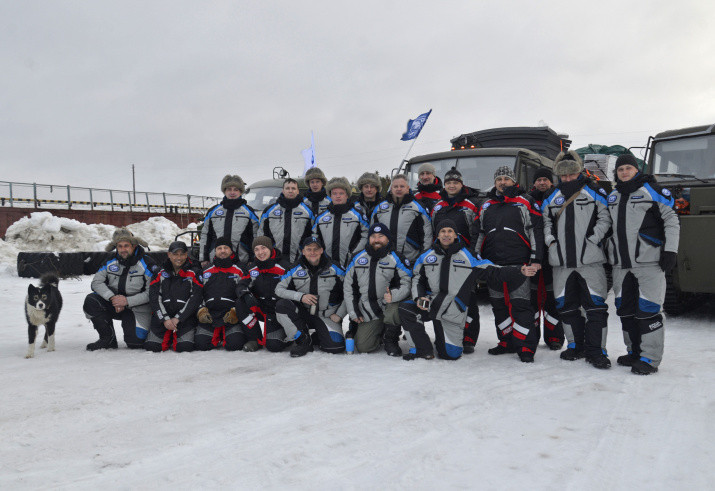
(647, 123, 715, 313)
(244, 167, 308, 215)
(398, 126, 568, 197)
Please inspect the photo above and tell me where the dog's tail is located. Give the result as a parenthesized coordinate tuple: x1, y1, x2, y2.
(40, 273, 60, 288)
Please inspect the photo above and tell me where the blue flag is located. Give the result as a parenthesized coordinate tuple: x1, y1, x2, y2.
(400, 109, 432, 141)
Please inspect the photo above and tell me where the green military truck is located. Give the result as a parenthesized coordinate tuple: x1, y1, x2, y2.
(647, 123, 715, 314)
(397, 126, 569, 197)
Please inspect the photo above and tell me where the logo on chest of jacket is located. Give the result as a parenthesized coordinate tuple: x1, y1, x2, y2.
(203, 272, 212, 279)
(322, 215, 332, 222)
(426, 255, 438, 264)
(631, 195, 643, 200)
(129, 270, 138, 274)
(453, 259, 465, 264)
(608, 194, 618, 203)
(214, 209, 225, 216)
(555, 196, 565, 205)
(296, 270, 307, 277)
(380, 202, 389, 210)
(161, 271, 170, 278)
(108, 264, 119, 272)
(250, 270, 260, 277)
(662, 188, 671, 197)
(433, 204, 443, 212)
(273, 209, 283, 216)
(482, 202, 491, 210)
(358, 257, 369, 265)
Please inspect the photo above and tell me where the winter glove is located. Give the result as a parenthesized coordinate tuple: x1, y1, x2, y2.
(197, 307, 212, 324)
(659, 251, 678, 273)
(223, 307, 239, 325)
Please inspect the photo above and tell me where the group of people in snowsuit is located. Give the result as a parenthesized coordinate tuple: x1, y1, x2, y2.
(82, 153, 679, 374)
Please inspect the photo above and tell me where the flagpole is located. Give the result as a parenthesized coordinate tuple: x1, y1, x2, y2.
(402, 137, 418, 163)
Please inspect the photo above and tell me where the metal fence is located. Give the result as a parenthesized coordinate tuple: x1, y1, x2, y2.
(0, 181, 220, 215)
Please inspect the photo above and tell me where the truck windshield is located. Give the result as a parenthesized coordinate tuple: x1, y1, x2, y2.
(244, 186, 282, 214)
(653, 135, 715, 179)
(405, 155, 517, 192)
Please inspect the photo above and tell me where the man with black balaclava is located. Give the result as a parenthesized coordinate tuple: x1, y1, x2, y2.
(541, 151, 612, 369)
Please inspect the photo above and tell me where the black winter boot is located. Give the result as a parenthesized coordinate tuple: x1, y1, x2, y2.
(518, 348, 535, 363)
(488, 341, 516, 355)
(586, 354, 612, 369)
(631, 359, 658, 375)
(290, 331, 313, 358)
(383, 324, 403, 357)
(617, 352, 639, 367)
(86, 322, 117, 351)
(560, 344, 585, 361)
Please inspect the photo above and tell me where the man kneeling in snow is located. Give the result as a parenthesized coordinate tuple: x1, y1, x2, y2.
(145, 241, 203, 352)
(399, 220, 536, 361)
(83, 229, 157, 350)
(195, 237, 261, 351)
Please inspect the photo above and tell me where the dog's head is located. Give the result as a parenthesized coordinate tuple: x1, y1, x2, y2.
(27, 284, 50, 310)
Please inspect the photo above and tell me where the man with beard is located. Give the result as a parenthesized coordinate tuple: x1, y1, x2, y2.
(399, 220, 535, 361)
(352, 172, 382, 219)
(542, 151, 612, 369)
(473, 166, 544, 362)
(414, 163, 443, 214)
(528, 168, 565, 350)
(236, 236, 292, 353)
(313, 177, 368, 268)
(606, 154, 679, 375)
(371, 174, 432, 264)
(198, 175, 259, 267)
(344, 223, 412, 355)
(195, 238, 261, 351)
(146, 241, 203, 353)
(259, 178, 314, 263)
(275, 236, 346, 357)
(302, 167, 331, 216)
(83, 228, 157, 350)
(431, 167, 481, 353)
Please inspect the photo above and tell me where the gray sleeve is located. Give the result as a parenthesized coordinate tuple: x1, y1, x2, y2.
(660, 202, 680, 253)
(275, 274, 304, 303)
(91, 268, 115, 301)
(390, 261, 412, 303)
(590, 199, 612, 244)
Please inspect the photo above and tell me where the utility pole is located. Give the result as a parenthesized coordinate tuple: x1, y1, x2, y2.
(132, 164, 136, 205)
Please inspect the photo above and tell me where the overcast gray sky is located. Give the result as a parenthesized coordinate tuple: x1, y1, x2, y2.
(2, 0, 714, 198)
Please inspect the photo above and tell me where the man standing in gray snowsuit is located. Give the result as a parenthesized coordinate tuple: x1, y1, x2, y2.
(541, 151, 613, 369)
(606, 154, 680, 375)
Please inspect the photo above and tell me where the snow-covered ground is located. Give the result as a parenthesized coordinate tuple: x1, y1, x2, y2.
(1, 271, 713, 490)
(1, 212, 713, 489)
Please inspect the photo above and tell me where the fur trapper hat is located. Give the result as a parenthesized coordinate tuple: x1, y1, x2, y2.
(326, 177, 352, 198)
(105, 228, 148, 252)
(553, 151, 584, 176)
(494, 166, 517, 184)
(305, 167, 327, 185)
(357, 172, 380, 190)
(221, 175, 245, 193)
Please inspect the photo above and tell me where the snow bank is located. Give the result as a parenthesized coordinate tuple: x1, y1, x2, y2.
(1, 212, 196, 272)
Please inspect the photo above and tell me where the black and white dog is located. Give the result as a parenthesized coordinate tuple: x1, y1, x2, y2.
(25, 273, 63, 358)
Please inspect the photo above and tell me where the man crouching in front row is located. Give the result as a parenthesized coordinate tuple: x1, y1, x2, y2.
(275, 236, 347, 357)
(399, 220, 537, 361)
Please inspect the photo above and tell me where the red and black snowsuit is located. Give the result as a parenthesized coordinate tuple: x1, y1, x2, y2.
(473, 185, 544, 356)
(236, 249, 292, 352)
(146, 259, 203, 352)
(528, 186, 564, 348)
(415, 177, 442, 215)
(196, 255, 260, 351)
